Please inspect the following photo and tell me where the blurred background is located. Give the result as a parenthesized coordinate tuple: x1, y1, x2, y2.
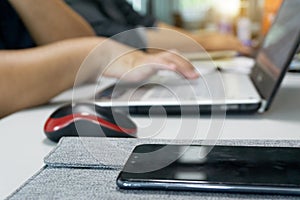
(127, 0, 283, 45)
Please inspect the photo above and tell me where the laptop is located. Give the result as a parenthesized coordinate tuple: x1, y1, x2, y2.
(94, 0, 300, 115)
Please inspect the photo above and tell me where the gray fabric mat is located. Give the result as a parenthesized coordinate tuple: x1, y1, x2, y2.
(44, 137, 300, 170)
(7, 166, 298, 200)
(7, 137, 300, 199)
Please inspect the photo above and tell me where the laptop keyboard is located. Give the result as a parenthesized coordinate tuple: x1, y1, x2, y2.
(142, 80, 210, 100)
(95, 72, 259, 103)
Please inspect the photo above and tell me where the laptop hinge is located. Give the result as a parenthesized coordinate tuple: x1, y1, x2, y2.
(258, 99, 268, 113)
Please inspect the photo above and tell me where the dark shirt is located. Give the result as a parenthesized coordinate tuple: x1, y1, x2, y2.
(0, 0, 35, 49)
(65, 0, 157, 48)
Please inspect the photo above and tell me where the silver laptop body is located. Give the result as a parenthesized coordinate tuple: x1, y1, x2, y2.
(95, 0, 300, 115)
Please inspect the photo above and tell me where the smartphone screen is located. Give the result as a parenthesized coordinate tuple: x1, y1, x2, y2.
(117, 144, 300, 195)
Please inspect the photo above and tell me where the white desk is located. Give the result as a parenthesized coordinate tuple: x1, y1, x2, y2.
(0, 73, 300, 199)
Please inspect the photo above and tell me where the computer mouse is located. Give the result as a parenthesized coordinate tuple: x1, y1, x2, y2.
(44, 103, 137, 142)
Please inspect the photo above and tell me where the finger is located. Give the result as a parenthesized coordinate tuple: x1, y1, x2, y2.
(155, 51, 200, 79)
(238, 45, 254, 56)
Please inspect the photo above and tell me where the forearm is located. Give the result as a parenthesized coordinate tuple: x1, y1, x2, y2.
(9, 0, 95, 45)
(0, 37, 105, 118)
(0, 36, 200, 118)
(147, 22, 203, 52)
(157, 22, 214, 49)
(155, 22, 251, 54)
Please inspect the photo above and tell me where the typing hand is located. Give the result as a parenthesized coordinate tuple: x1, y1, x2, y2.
(103, 50, 200, 82)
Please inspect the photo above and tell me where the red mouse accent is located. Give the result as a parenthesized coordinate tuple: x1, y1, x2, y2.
(44, 113, 136, 134)
(44, 103, 137, 142)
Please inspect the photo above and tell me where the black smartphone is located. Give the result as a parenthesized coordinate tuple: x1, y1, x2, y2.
(117, 144, 300, 195)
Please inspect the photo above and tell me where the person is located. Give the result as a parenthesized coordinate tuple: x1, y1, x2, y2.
(65, 0, 252, 54)
(0, 0, 199, 118)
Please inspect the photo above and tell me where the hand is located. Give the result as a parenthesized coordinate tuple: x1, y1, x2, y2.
(195, 32, 253, 55)
(102, 50, 200, 82)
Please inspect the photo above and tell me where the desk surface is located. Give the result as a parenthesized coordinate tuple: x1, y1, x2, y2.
(1, 73, 300, 199)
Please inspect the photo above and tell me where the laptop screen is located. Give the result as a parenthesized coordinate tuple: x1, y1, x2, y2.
(251, 0, 300, 110)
